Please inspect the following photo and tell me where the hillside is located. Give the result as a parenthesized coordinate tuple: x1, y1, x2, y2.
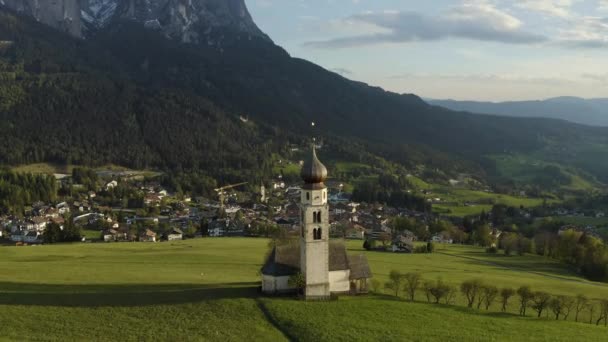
(2, 7, 608, 190)
(1, 239, 608, 341)
(429, 97, 608, 127)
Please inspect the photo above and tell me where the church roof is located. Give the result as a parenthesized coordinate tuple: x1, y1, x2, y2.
(347, 254, 373, 280)
(261, 241, 372, 278)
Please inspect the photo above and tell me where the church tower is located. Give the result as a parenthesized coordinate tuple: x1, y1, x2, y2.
(299, 145, 330, 300)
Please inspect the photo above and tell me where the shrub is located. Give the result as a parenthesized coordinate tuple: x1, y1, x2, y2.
(403, 272, 422, 301)
(461, 279, 484, 308)
(531, 291, 552, 318)
(517, 286, 533, 316)
(428, 279, 452, 304)
(500, 288, 515, 312)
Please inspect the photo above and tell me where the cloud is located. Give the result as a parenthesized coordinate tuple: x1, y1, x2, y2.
(599, 0, 608, 11)
(331, 68, 353, 76)
(304, 2, 547, 48)
(557, 16, 608, 48)
(515, 0, 578, 18)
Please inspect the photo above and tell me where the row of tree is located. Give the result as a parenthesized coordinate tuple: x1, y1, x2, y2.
(377, 271, 608, 326)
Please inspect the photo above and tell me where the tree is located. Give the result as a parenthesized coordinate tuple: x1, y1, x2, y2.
(473, 224, 493, 247)
(288, 272, 306, 295)
(426, 242, 435, 253)
(598, 300, 608, 326)
(483, 285, 499, 310)
(385, 270, 403, 297)
(588, 302, 596, 325)
(403, 272, 422, 302)
(550, 297, 563, 320)
(428, 279, 451, 304)
(423, 281, 434, 303)
(43, 222, 62, 244)
(500, 288, 515, 312)
(531, 291, 552, 318)
(517, 286, 533, 316)
(575, 294, 588, 322)
(461, 279, 483, 308)
(560, 296, 575, 321)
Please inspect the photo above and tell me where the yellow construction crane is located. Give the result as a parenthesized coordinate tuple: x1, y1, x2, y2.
(214, 182, 248, 210)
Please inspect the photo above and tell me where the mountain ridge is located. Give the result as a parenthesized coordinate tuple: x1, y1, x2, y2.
(428, 97, 608, 127)
(1, 0, 268, 42)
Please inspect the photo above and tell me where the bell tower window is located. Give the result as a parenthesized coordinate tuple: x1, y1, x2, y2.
(314, 227, 322, 240)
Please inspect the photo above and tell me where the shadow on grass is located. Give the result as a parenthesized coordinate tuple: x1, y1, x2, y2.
(0, 282, 260, 307)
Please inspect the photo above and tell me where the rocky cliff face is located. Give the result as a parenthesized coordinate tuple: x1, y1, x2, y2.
(2, 0, 267, 43)
(1, 0, 81, 37)
(114, 0, 269, 43)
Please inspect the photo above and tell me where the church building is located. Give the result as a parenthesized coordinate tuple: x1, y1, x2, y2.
(261, 146, 372, 299)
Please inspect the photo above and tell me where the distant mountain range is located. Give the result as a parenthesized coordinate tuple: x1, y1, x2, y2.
(428, 97, 608, 127)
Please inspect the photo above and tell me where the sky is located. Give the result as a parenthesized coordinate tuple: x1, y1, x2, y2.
(247, 0, 608, 101)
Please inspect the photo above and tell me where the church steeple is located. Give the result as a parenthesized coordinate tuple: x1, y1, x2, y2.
(299, 143, 330, 300)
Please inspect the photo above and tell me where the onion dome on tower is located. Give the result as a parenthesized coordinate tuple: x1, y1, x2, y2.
(300, 146, 328, 189)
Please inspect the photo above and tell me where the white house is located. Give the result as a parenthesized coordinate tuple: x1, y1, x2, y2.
(167, 228, 183, 241)
(106, 180, 118, 190)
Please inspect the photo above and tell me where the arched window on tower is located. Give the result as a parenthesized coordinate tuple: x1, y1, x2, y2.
(312, 228, 318, 240)
(316, 228, 323, 240)
(316, 212, 322, 223)
(306, 192, 310, 201)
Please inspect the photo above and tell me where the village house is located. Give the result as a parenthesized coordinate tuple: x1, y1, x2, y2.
(431, 232, 453, 244)
(106, 180, 118, 190)
(167, 228, 183, 241)
(392, 235, 415, 253)
(27, 217, 47, 232)
(139, 229, 157, 242)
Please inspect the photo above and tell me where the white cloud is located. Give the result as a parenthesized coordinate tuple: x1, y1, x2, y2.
(515, 0, 578, 18)
(558, 16, 608, 47)
(305, 2, 546, 48)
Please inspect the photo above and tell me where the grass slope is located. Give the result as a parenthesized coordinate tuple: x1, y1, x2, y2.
(1, 239, 608, 341)
(263, 297, 607, 342)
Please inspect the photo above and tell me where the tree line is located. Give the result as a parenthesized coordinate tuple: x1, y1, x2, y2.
(0, 169, 57, 214)
(376, 271, 608, 326)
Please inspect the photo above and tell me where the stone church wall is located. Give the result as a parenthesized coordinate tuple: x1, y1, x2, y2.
(329, 270, 350, 293)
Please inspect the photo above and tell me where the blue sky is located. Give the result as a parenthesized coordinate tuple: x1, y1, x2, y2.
(248, 0, 608, 101)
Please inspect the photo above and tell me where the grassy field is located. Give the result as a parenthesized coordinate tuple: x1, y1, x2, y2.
(489, 154, 598, 192)
(430, 188, 556, 217)
(1, 238, 608, 341)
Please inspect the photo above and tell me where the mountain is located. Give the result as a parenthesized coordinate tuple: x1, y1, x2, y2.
(1, 0, 81, 37)
(428, 97, 608, 127)
(1, 4, 608, 190)
(1, 0, 268, 42)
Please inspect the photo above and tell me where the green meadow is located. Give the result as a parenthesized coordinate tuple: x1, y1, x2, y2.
(1, 238, 608, 341)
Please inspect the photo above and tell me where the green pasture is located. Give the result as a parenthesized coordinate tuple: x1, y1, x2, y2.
(1, 238, 608, 341)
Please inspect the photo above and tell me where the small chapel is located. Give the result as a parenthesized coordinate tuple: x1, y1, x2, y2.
(261, 145, 372, 299)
